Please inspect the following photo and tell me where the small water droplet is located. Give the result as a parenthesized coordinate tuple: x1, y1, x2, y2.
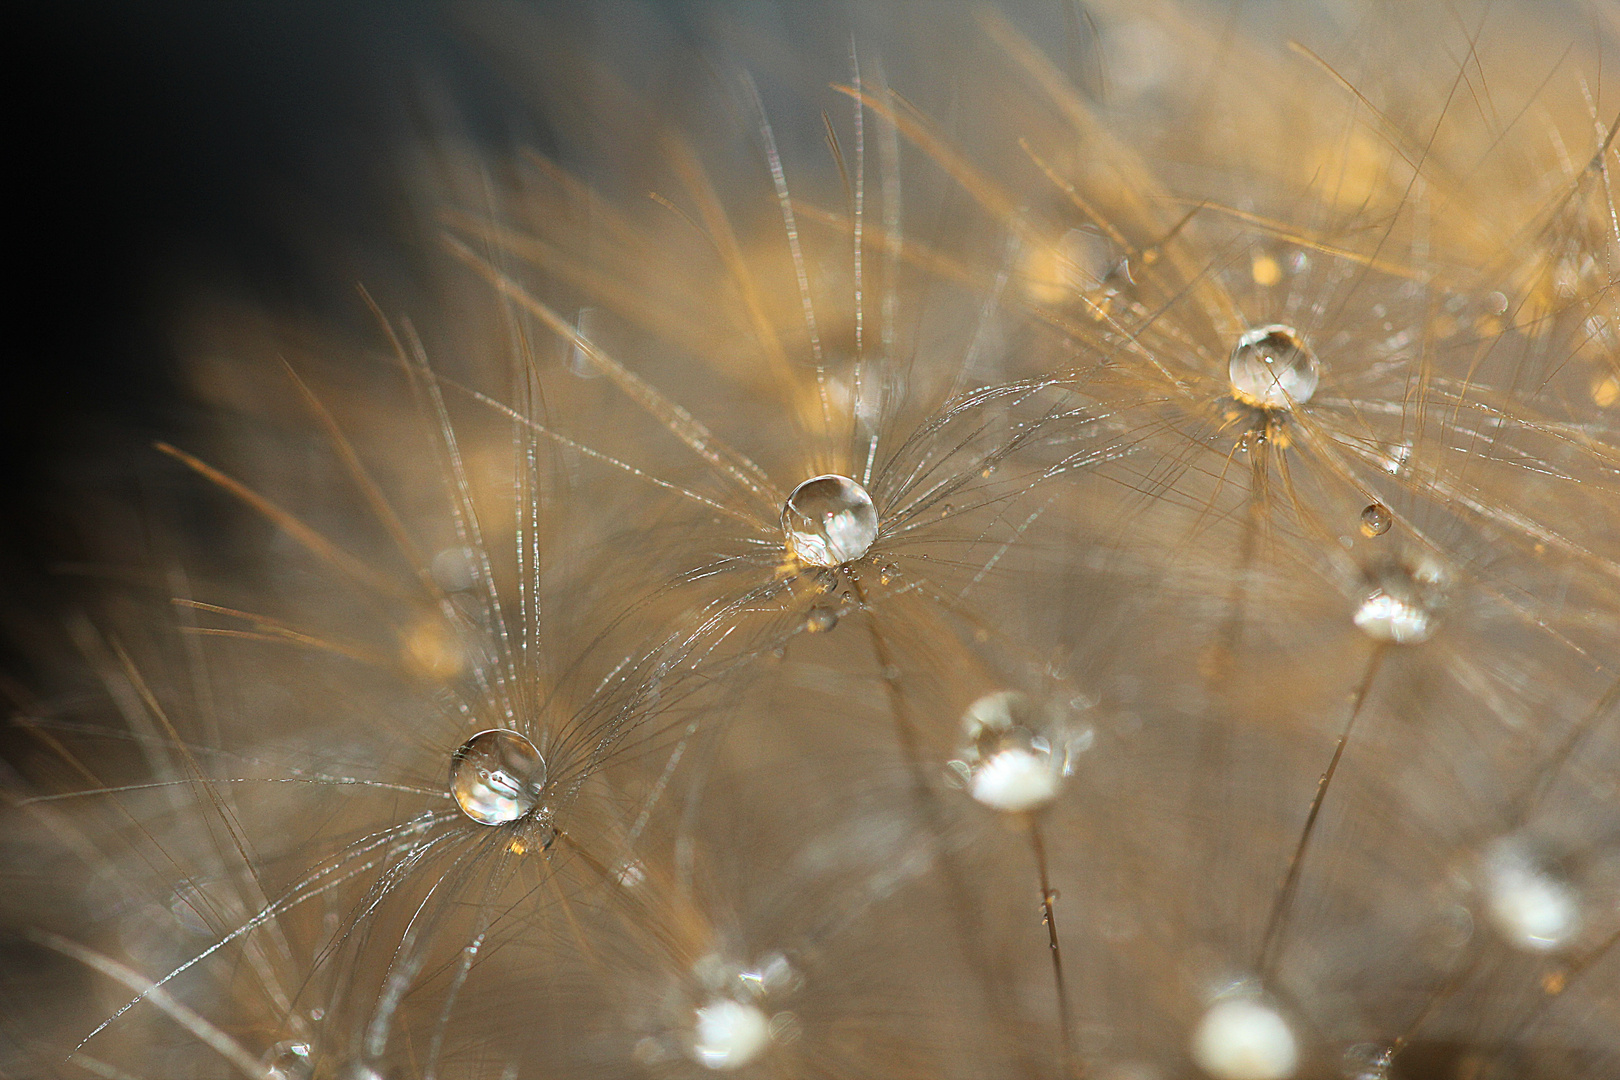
(260, 1041, 313, 1080)
(959, 691, 1063, 813)
(882, 664, 902, 682)
(1359, 502, 1392, 537)
(1229, 324, 1319, 409)
(449, 729, 546, 825)
(782, 475, 878, 567)
(431, 546, 477, 592)
(1353, 554, 1446, 645)
(877, 563, 896, 586)
(805, 605, 839, 633)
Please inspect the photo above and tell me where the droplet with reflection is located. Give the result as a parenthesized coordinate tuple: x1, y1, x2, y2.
(1191, 998, 1298, 1080)
(1353, 554, 1446, 645)
(1482, 837, 1581, 953)
(956, 691, 1065, 814)
(782, 475, 878, 567)
(1359, 502, 1392, 537)
(1229, 324, 1319, 409)
(449, 729, 546, 825)
(690, 998, 771, 1070)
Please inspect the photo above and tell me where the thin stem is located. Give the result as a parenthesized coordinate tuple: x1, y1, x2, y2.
(1030, 819, 1080, 1078)
(1257, 644, 1386, 978)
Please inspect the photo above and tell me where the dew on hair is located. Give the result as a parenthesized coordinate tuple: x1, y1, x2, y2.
(955, 691, 1064, 814)
(449, 729, 546, 825)
(1359, 503, 1392, 538)
(1352, 555, 1446, 645)
(690, 998, 771, 1070)
(1482, 837, 1581, 953)
(1229, 325, 1319, 409)
(261, 1040, 313, 1080)
(1340, 1043, 1393, 1080)
(805, 605, 839, 633)
(782, 474, 878, 567)
(1190, 999, 1298, 1080)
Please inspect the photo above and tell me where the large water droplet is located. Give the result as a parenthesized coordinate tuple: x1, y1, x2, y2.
(1229, 325, 1319, 409)
(691, 998, 771, 1070)
(1482, 837, 1581, 953)
(1353, 554, 1445, 645)
(782, 475, 878, 567)
(1191, 999, 1298, 1080)
(957, 691, 1063, 814)
(449, 729, 546, 825)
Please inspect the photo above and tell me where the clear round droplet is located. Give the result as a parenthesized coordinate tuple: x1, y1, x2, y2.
(1229, 324, 1319, 409)
(260, 1041, 313, 1080)
(1341, 1043, 1394, 1080)
(449, 729, 546, 825)
(1191, 999, 1299, 1080)
(1359, 502, 1392, 538)
(782, 474, 878, 567)
(1353, 555, 1445, 645)
(958, 691, 1063, 814)
(1482, 837, 1581, 953)
(690, 998, 771, 1070)
(805, 605, 839, 633)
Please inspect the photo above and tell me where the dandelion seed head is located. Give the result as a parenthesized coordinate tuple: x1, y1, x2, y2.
(1229, 325, 1319, 410)
(782, 474, 878, 567)
(448, 729, 546, 825)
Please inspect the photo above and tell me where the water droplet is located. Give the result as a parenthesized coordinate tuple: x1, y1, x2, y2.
(805, 605, 839, 633)
(1191, 999, 1298, 1080)
(691, 998, 771, 1070)
(431, 546, 477, 592)
(1229, 325, 1319, 409)
(1359, 503, 1392, 537)
(260, 1041, 313, 1080)
(449, 729, 546, 825)
(782, 475, 879, 567)
(1341, 1043, 1393, 1080)
(957, 691, 1063, 813)
(1353, 554, 1446, 645)
(1482, 837, 1581, 952)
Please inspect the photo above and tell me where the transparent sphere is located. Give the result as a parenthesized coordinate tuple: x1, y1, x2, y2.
(958, 691, 1064, 814)
(1482, 838, 1581, 953)
(782, 474, 879, 567)
(1191, 999, 1298, 1080)
(1359, 502, 1392, 538)
(690, 998, 771, 1071)
(449, 729, 546, 825)
(1229, 325, 1319, 409)
(1353, 555, 1446, 645)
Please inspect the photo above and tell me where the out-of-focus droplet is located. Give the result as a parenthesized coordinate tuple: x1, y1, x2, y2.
(431, 546, 477, 592)
(1191, 999, 1298, 1080)
(1359, 503, 1392, 537)
(691, 998, 771, 1070)
(805, 605, 839, 633)
(261, 1041, 313, 1080)
(783, 475, 878, 567)
(1353, 555, 1445, 645)
(1340, 1043, 1393, 1080)
(403, 619, 466, 681)
(1251, 253, 1281, 287)
(957, 691, 1063, 814)
(1229, 325, 1319, 409)
(449, 729, 546, 825)
(1482, 837, 1581, 953)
